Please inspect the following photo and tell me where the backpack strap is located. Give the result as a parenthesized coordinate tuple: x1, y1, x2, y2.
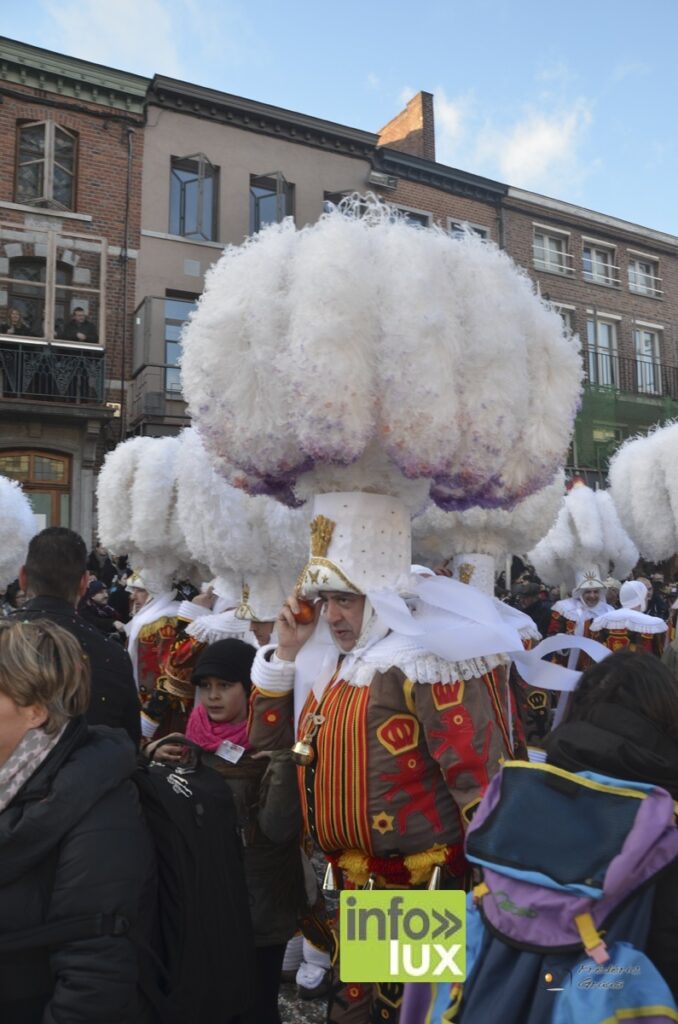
(574, 912, 609, 964)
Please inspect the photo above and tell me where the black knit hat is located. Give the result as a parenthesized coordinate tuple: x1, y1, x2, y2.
(191, 638, 256, 695)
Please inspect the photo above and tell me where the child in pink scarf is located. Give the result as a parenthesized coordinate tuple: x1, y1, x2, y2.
(149, 637, 304, 1024)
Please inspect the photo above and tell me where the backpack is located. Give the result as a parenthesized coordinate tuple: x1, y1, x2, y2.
(134, 739, 256, 1023)
(400, 761, 678, 1024)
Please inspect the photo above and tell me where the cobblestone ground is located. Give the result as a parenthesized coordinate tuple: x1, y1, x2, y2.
(279, 981, 327, 1023)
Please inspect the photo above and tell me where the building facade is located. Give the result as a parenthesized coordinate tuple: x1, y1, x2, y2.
(0, 38, 147, 539)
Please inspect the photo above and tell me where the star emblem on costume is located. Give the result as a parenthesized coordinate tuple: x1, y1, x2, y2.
(372, 811, 395, 835)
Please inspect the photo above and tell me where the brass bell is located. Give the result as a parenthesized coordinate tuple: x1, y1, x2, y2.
(363, 873, 376, 890)
(322, 861, 341, 892)
(427, 865, 442, 891)
(291, 739, 315, 766)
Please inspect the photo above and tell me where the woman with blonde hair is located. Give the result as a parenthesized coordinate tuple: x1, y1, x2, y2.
(0, 618, 155, 1024)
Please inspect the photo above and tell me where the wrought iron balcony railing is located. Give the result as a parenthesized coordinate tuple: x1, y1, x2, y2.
(585, 350, 678, 400)
(0, 339, 105, 404)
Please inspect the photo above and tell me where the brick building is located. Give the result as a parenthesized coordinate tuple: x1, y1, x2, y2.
(0, 38, 147, 539)
(369, 92, 678, 484)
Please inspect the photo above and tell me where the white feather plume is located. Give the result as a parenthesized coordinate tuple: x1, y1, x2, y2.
(181, 199, 582, 510)
(96, 436, 153, 558)
(412, 471, 565, 564)
(0, 476, 35, 589)
(609, 422, 678, 561)
(529, 483, 638, 587)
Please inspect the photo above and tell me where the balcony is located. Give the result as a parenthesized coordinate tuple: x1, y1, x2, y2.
(585, 350, 678, 400)
(0, 339, 105, 403)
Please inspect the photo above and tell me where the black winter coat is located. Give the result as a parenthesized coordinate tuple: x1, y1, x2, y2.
(15, 596, 141, 748)
(0, 718, 156, 1024)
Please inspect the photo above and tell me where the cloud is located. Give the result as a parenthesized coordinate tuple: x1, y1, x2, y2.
(435, 87, 472, 147)
(399, 85, 416, 105)
(612, 60, 651, 82)
(367, 72, 381, 90)
(477, 100, 593, 190)
(42, 0, 185, 76)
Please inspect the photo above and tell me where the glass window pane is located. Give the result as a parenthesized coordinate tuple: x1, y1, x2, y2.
(17, 162, 44, 200)
(164, 299, 196, 321)
(166, 340, 181, 365)
(19, 124, 45, 158)
(59, 493, 70, 527)
(0, 454, 30, 479)
(27, 491, 51, 529)
(34, 456, 66, 482)
(54, 127, 75, 171)
(165, 323, 183, 342)
(53, 165, 74, 207)
(165, 366, 182, 393)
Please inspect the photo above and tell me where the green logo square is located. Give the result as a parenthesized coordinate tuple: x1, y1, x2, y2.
(339, 890, 466, 983)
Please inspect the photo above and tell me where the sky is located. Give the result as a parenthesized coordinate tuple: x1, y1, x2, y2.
(4, 0, 678, 234)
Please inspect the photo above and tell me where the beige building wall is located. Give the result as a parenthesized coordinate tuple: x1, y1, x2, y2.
(137, 108, 373, 300)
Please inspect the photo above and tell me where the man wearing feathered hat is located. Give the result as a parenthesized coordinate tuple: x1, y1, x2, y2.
(547, 566, 613, 669)
(249, 492, 516, 1024)
(590, 579, 667, 658)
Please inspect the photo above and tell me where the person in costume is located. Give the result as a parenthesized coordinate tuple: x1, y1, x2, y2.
(249, 492, 516, 1024)
(590, 579, 668, 658)
(124, 572, 181, 743)
(547, 566, 612, 662)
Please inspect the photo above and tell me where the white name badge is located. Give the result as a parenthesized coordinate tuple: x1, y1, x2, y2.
(216, 739, 246, 763)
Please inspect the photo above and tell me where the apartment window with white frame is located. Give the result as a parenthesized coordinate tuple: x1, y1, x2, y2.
(586, 317, 618, 388)
(395, 206, 432, 228)
(533, 229, 572, 276)
(582, 242, 618, 287)
(553, 305, 575, 335)
(15, 121, 77, 210)
(628, 255, 661, 297)
(633, 326, 662, 395)
(448, 219, 488, 239)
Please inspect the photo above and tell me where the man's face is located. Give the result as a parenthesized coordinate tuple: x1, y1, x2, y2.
(581, 588, 602, 608)
(92, 589, 108, 606)
(320, 591, 366, 652)
(73, 309, 85, 324)
(250, 620, 274, 647)
(130, 587, 149, 612)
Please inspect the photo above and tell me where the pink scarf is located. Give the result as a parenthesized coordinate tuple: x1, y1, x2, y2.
(186, 703, 252, 753)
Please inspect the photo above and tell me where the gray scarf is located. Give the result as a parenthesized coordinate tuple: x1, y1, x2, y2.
(0, 725, 65, 813)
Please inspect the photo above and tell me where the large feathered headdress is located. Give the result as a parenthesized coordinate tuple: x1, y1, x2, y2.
(0, 475, 35, 589)
(608, 422, 678, 561)
(180, 199, 582, 511)
(528, 482, 638, 588)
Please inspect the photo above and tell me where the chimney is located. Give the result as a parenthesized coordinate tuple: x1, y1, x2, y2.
(377, 91, 435, 162)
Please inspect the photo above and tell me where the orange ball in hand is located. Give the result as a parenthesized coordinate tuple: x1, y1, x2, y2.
(293, 599, 316, 624)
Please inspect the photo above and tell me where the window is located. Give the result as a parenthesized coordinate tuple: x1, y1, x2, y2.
(0, 222, 105, 344)
(533, 229, 573, 275)
(249, 173, 294, 234)
(553, 305, 576, 335)
(15, 121, 77, 210)
(628, 256, 661, 297)
(448, 219, 488, 239)
(0, 450, 70, 527)
(169, 154, 218, 241)
(582, 242, 618, 287)
(634, 327, 662, 394)
(395, 207, 432, 228)
(586, 318, 618, 387)
(164, 296, 197, 394)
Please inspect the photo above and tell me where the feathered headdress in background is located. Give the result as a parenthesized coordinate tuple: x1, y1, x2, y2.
(176, 428, 309, 613)
(608, 422, 678, 562)
(412, 470, 565, 566)
(528, 482, 638, 589)
(0, 475, 35, 590)
(181, 199, 582, 511)
(97, 435, 195, 592)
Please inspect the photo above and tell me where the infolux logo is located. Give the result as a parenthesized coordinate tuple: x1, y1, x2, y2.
(339, 891, 466, 983)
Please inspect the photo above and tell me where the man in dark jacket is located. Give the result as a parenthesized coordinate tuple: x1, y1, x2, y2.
(15, 527, 141, 748)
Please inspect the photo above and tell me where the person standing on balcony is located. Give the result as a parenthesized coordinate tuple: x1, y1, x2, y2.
(0, 308, 31, 336)
(59, 306, 98, 344)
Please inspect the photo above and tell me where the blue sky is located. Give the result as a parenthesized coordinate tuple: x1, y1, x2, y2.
(5, 0, 678, 234)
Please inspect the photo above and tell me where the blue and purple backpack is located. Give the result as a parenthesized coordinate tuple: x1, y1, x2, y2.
(401, 761, 678, 1024)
